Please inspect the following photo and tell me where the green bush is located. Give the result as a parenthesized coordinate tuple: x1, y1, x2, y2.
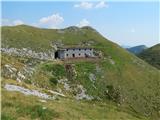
(24, 79, 32, 84)
(51, 64, 66, 78)
(49, 77, 58, 85)
(43, 64, 66, 79)
(105, 85, 121, 103)
(43, 64, 53, 71)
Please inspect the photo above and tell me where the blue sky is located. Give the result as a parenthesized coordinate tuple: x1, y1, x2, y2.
(2, 1, 159, 47)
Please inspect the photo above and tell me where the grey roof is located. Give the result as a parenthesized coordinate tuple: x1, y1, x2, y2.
(58, 47, 93, 50)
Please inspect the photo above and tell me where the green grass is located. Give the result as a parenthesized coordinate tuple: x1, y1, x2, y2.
(43, 63, 67, 78)
(2, 88, 148, 120)
(1, 25, 160, 119)
(2, 89, 59, 120)
(2, 53, 160, 117)
(16, 104, 59, 120)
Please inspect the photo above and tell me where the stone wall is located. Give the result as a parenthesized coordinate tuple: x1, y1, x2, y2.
(58, 48, 94, 59)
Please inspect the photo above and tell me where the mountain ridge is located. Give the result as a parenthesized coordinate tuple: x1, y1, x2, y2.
(127, 45, 147, 54)
(138, 44, 160, 69)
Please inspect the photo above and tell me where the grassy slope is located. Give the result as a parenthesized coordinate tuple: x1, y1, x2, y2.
(1, 25, 160, 119)
(138, 44, 160, 69)
(1, 55, 148, 120)
(2, 88, 148, 120)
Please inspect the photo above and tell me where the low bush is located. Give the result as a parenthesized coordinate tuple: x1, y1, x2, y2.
(105, 85, 121, 103)
(49, 77, 58, 85)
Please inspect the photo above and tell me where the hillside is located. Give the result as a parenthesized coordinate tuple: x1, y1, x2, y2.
(1, 25, 160, 120)
(127, 45, 147, 54)
(138, 44, 160, 69)
(2, 53, 151, 120)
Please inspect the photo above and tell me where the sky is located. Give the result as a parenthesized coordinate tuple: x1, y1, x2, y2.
(1, 1, 159, 47)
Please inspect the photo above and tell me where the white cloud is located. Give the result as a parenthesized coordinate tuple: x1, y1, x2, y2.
(77, 19, 90, 27)
(13, 20, 24, 25)
(74, 2, 93, 9)
(1, 13, 64, 29)
(95, 1, 108, 8)
(74, 1, 108, 9)
(39, 13, 64, 28)
(1, 19, 24, 26)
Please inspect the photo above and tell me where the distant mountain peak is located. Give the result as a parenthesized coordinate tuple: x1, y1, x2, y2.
(127, 45, 147, 54)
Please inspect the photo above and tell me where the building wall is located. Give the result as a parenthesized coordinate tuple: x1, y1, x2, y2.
(57, 48, 94, 59)
(63, 48, 94, 59)
(58, 50, 65, 59)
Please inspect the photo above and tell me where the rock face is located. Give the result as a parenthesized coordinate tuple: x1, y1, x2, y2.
(4, 84, 54, 99)
(3, 64, 18, 80)
(58, 79, 93, 100)
(58, 78, 71, 91)
(1, 47, 55, 60)
(89, 73, 96, 82)
(2, 64, 34, 83)
(75, 85, 93, 100)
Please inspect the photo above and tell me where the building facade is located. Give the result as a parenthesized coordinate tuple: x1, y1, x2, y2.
(55, 48, 94, 59)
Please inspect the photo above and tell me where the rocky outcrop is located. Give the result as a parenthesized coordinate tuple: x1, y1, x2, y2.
(89, 73, 96, 82)
(4, 84, 55, 99)
(75, 85, 93, 100)
(1, 47, 55, 60)
(58, 79, 71, 91)
(48, 90, 65, 97)
(3, 64, 18, 80)
(58, 79, 93, 100)
(2, 64, 34, 82)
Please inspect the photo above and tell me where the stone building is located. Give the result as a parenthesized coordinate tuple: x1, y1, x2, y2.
(55, 48, 95, 59)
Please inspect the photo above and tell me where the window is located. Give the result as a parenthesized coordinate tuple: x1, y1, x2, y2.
(79, 53, 81, 56)
(66, 54, 68, 56)
(79, 49, 81, 51)
(66, 49, 68, 51)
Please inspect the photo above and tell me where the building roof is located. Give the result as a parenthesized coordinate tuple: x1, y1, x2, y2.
(58, 46, 93, 50)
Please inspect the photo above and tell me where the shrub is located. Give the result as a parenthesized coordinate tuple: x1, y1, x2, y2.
(105, 85, 121, 103)
(24, 79, 32, 84)
(43, 64, 66, 79)
(43, 64, 53, 71)
(51, 64, 66, 78)
(49, 77, 58, 85)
